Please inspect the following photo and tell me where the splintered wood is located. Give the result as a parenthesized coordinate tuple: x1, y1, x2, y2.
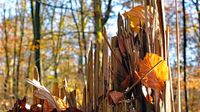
(84, 3, 173, 112)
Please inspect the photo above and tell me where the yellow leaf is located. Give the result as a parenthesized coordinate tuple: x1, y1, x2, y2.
(123, 5, 159, 33)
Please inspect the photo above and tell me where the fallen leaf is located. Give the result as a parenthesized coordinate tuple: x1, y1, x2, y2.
(26, 79, 61, 112)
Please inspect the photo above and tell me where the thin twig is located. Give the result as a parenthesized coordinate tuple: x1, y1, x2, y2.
(102, 27, 123, 69)
(175, 0, 181, 111)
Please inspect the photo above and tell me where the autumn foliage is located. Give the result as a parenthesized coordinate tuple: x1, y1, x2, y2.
(138, 53, 168, 92)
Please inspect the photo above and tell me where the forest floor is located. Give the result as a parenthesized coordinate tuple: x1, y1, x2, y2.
(0, 74, 200, 112)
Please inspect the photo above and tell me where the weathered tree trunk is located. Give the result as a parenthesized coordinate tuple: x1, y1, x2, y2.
(86, 44, 93, 112)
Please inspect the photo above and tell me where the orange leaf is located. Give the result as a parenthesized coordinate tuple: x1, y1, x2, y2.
(138, 53, 168, 91)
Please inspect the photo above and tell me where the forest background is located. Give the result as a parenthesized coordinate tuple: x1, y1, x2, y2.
(0, 0, 199, 111)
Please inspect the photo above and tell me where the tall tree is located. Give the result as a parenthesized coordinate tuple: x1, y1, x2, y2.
(93, 0, 112, 111)
(30, 0, 42, 82)
(182, 0, 188, 111)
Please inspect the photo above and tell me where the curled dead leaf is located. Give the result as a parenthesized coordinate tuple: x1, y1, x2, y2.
(108, 90, 124, 105)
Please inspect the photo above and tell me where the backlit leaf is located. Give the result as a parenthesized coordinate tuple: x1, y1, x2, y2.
(123, 5, 159, 33)
(138, 53, 168, 91)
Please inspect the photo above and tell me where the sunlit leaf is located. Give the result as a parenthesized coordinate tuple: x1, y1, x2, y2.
(138, 53, 168, 91)
(123, 5, 159, 33)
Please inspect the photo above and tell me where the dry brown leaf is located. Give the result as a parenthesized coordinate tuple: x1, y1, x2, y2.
(26, 79, 61, 112)
(108, 90, 124, 105)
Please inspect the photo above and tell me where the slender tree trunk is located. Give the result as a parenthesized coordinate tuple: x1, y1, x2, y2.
(13, 2, 18, 96)
(54, 7, 64, 78)
(70, 0, 83, 72)
(3, 9, 10, 98)
(35, 1, 41, 82)
(93, 0, 103, 44)
(182, 0, 188, 111)
(93, 0, 112, 43)
(175, 0, 181, 111)
(80, 0, 87, 69)
(197, 0, 200, 68)
(50, 4, 57, 78)
(16, 0, 26, 98)
(31, 0, 42, 82)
